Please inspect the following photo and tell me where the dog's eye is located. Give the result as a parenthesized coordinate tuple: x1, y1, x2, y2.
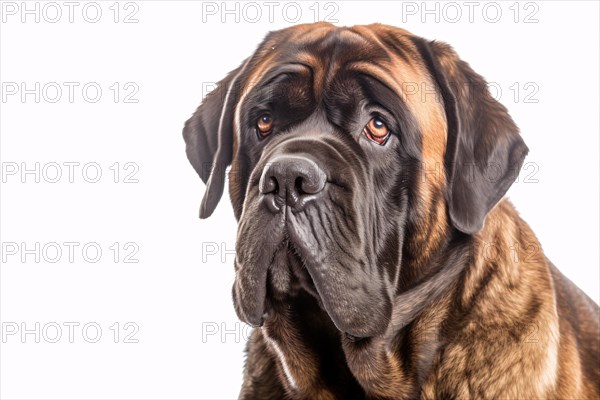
(257, 113, 273, 137)
(363, 117, 390, 145)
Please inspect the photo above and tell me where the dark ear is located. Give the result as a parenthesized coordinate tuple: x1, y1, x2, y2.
(412, 38, 529, 234)
(183, 58, 250, 219)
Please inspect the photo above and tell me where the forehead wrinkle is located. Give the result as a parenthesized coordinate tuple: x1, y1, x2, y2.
(347, 62, 409, 104)
(349, 25, 432, 97)
(246, 25, 337, 106)
(334, 27, 371, 45)
(293, 51, 326, 101)
(302, 28, 380, 102)
(247, 24, 329, 77)
(236, 23, 446, 165)
(368, 24, 421, 58)
(348, 25, 397, 63)
(238, 36, 311, 106)
(257, 62, 312, 91)
(259, 22, 335, 50)
(283, 27, 395, 105)
(323, 28, 375, 82)
(295, 23, 337, 43)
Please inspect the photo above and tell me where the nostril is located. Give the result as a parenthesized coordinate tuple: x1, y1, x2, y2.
(270, 176, 279, 195)
(259, 155, 326, 210)
(294, 176, 305, 195)
(259, 170, 279, 195)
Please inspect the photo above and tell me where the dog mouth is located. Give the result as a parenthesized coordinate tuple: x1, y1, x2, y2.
(260, 238, 373, 341)
(233, 202, 392, 338)
(232, 230, 322, 326)
(232, 148, 393, 338)
(263, 244, 371, 344)
(286, 241, 321, 298)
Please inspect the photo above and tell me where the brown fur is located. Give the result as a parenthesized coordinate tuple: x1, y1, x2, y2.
(184, 22, 600, 399)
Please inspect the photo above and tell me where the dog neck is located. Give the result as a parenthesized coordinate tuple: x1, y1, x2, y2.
(386, 233, 473, 339)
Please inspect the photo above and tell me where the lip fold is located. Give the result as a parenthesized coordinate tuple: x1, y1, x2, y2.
(233, 174, 391, 337)
(285, 208, 392, 338)
(232, 207, 285, 327)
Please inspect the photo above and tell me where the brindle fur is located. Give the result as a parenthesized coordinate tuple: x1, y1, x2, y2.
(183, 23, 600, 399)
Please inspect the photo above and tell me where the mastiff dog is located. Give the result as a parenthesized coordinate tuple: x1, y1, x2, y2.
(183, 23, 600, 399)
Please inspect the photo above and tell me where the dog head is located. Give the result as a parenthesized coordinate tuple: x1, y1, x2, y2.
(183, 23, 528, 338)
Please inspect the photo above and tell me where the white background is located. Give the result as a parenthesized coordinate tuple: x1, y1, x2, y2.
(0, 1, 598, 399)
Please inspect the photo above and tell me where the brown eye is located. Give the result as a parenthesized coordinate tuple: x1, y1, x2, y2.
(364, 117, 390, 145)
(257, 113, 273, 137)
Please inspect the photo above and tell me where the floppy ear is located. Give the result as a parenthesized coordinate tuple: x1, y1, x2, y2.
(183, 58, 251, 219)
(412, 38, 529, 234)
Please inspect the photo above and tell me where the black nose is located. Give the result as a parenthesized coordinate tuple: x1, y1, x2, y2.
(259, 155, 327, 212)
